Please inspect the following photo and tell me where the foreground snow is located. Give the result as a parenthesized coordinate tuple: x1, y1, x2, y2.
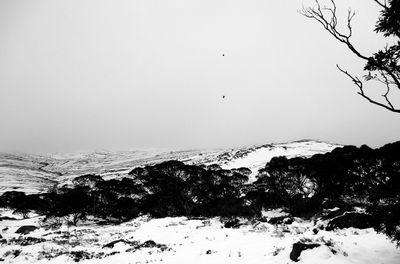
(0, 209, 399, 264)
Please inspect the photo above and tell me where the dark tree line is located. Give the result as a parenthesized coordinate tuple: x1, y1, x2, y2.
(254, 142, 400, 243)
(0, 163, 255, 223)
(1, 142, 399, 243)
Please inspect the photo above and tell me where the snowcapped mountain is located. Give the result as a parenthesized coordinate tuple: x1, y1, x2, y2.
(0, 140, 340, 194)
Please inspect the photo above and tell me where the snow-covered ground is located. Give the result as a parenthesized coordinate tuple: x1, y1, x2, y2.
(1, 141, 399, 263)
(0, 140, 340, 194)
(0, 208, 399, 264)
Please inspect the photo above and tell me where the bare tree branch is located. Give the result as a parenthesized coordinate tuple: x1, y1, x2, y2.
(373, 0, 388, 9)
(380, 72, 395, 109)
(300, 0, 400, 113)
(299, 0, 369, 60)
(337, 65, 400, 113)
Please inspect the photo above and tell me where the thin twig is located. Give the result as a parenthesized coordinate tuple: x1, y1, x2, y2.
(337, 65, 400, 113)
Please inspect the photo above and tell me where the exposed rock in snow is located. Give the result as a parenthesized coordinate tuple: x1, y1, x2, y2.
(0, 208, 399, 264)
(15, 225, 38, 235)
(290, 241, 321, 261)
(1, 141, 399, 264)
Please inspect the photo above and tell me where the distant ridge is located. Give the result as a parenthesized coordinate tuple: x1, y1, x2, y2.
(0, 140, 341, 194)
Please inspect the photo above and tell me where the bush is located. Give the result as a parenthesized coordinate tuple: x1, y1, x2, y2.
(1, 141, 398, 244)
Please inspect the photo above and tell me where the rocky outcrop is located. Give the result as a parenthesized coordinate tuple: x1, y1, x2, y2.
(326, 212, 372, 231)
(223, 218, 242, 228)
(15, 225, 38, 235)
(268, 216, 293, 225)
(290, 242, 320, 262)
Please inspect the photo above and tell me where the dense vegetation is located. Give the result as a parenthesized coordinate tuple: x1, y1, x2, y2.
(1, 142, 399, 244)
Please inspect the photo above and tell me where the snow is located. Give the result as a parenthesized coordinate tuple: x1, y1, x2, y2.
(3, 140, 396, 263)
(222, 141, 340, 181)
(0, 208, 399, 264)
(0, 140, 339, 194)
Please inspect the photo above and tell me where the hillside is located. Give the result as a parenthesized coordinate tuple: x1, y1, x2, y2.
(1, 140, 400, 264)
(0, 140, 339, 194)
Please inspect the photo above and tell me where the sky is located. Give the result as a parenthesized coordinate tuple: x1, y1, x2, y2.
(0, 0, 399, 153)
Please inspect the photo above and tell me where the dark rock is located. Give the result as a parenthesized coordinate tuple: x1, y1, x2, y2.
(125, 240, 169, 253)
(290, 242, 320, 262)
(103, 239, 135, 249)
(15, 225, 38, 235)
(206, 249, 212, 254)
(312, 228, 319, 235)
(141, 240, 168, 251)
(268, 216, 292, 225)
(326, 212, 372, 231)
(224, 219, 241, 228)
(104, 239, 168, 252)
(104, 251, 119, 257)
(0, 216, 17, 221)
(96, 219, 121, 226)
(142, 240, 157, 247)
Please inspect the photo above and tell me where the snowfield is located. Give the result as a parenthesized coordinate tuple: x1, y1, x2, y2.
(0, 208, 399, 264)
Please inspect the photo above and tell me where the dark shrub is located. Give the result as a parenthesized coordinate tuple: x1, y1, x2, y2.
(0, 191, 26, 208)
(326, 212, 373, 231)
(72, 174, 104, 188)
(48, 187, 92, 225)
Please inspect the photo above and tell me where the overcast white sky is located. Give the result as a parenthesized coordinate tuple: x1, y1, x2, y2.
(0, 0, 399, 153)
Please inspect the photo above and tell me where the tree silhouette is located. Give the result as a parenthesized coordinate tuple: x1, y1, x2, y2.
(300, 0, 400, 113)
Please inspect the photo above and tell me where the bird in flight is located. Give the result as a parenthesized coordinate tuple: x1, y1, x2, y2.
(222, 54, 225, 57)
(222, 95, 225, 99)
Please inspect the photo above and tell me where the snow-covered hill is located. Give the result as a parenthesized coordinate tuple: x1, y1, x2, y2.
(219, 140, 339, 181)
(2, 141, 400, 264)
(0, 140, 340, 194)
